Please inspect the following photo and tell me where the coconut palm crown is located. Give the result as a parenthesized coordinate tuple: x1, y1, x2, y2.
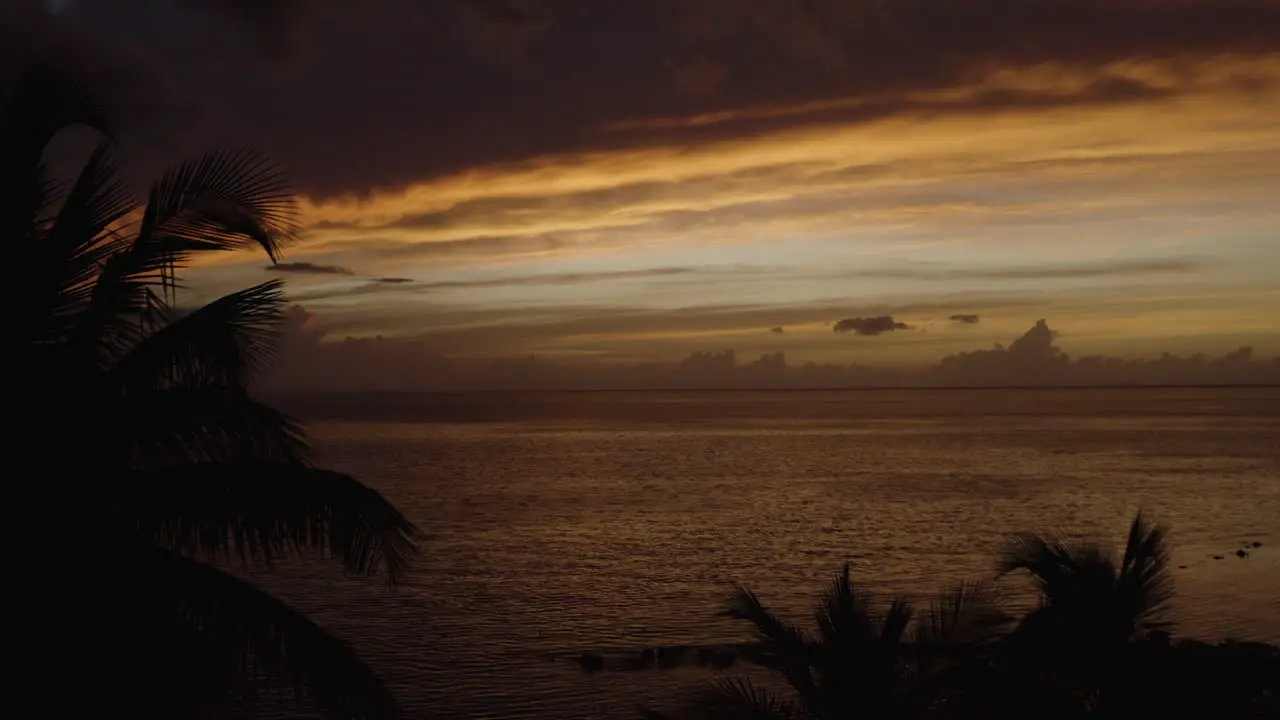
(998, 511, 1174, 658)
(4, 64, 418, 719)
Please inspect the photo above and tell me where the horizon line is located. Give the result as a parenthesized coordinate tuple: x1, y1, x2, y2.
(261, 383, 1280, 397)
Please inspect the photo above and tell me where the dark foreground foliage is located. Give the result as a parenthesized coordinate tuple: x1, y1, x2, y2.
(641, 513, 1278, 720)
(3, 65, 417, 719)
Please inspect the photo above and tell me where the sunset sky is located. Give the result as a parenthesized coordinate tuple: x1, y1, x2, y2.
(12, 0, 1280, 371)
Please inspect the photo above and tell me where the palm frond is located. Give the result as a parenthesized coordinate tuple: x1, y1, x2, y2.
(5, 66, 117, 354)
(700, 677, 796, 720)
(112, 280, 286, 391)
(808, 565, 909, 718)
(134, 148, 300, 286)
(2, 64, 113, 280)
(879, 596, 914, 653)
(997, 530, 1088, 600)
(814, 564, 875, 649)
(9, 161, 65, 248)
(2, 64, 110, 205)
(1117, 511, 1174, 632)
(915, 581, 1011, 649)
(723, 585, 817, 704)
(119, 540, 401, 719)
(47, 141, 136, 254)
(116, 386, 312, 467)
(63, 149, 298, 361)
(9, 585, 253, 719)
(14, 165, 65, 349)
(1001, 512, 1173, 654)
(26, 164, 64, 231)
(34, 143, 136, 337)
(725, 585, 812, 654)
(63, 245, 177, 368)
(123, 462, 419, 583)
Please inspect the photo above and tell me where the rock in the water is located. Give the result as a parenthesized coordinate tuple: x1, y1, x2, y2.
(579, 653, 604, 672)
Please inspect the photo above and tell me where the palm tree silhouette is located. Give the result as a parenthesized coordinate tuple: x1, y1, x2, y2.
(4, 65, 418, 719)
(995, 511, 1173, 713)
(689, 566, 1009, 719)
(999, 511, 1172, 652)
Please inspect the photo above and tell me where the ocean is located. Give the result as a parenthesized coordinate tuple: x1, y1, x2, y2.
(254, 387, 1280, 719)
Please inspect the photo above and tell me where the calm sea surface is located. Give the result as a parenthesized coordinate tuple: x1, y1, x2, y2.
(255, 388, 1280, 719)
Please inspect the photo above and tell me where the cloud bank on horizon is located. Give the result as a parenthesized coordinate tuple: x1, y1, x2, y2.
(256, 308, 1280, 392)
(8, 0, 1280, 366)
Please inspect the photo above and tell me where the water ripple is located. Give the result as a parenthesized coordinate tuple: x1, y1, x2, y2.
(251, 388, 1279, 719)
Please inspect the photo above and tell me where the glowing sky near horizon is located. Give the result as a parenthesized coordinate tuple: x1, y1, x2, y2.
(16, 0, 1280, 366)
(195, 80, 1280, 364)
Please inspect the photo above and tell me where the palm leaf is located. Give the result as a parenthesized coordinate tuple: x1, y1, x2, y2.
(64, 149, 298, 363)
(723, 585, 817, 705)
(814, 564, 875, 649)
(122, 462, 418, 583)
(134, 148, 299, 280)
(47, 141, 136, 256)
(700, 677, 796, 720)
(34, 143, 136, 339)
(997, 530, 1084, 602)
(879, 596, 914, 654)
(118, 540, 402, 720)
(809, 566, 908, 717)
(1117, 512, 1173, 632)
(1, 63, 112, 244)
(5, 66, 118, 352)
(115, 386, 312, 467)
(1000, 512, 1172, 652)
(20, 163, 63, 236)
(101, 594, 260, 718)
(63, 245, 179, 368)
(13, 165, 65, 350)
(915, 581, 1011, 649)
(112, 280, 286, 392)
(725, 585, 812, 654)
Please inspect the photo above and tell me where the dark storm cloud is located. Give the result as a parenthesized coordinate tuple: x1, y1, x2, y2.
(0, 4, 201, 155)
(833, 316, 911, 336)
(463, 0, 554, 26)
(265, 261, 354, 276)
(949, 314, 981, 325)
(374, 277, 415, 284)
(179, 0, 311, 51)
(11, 0, 1280, 196)
(771, 326, 786, 334)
